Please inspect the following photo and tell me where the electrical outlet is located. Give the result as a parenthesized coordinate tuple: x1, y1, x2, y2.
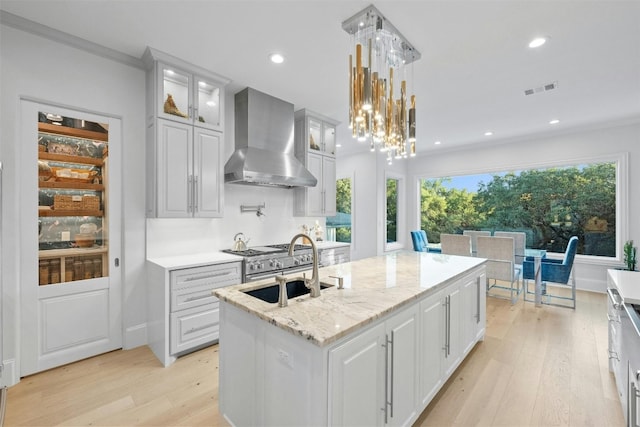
(278, 349, 294, 368)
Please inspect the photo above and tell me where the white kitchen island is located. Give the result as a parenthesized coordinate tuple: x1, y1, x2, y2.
(214, 251, 486, 426)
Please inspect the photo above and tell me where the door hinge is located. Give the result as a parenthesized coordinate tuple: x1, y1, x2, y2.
(115, 258, 120, 267)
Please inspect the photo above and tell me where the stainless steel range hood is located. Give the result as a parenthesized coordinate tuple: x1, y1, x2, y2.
(224, 88, 317, 188)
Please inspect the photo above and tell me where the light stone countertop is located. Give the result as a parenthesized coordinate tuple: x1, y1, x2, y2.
(608, 268, 640, 305)
(147, 252, 243, 270)
(214, 250, 486, 347)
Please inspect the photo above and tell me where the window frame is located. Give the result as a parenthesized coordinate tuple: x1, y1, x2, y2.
(415, 152, 629, 265)
(385, 172, 405, 252)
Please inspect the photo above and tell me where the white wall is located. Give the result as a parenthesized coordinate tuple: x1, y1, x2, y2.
(0, 24, 147, 385)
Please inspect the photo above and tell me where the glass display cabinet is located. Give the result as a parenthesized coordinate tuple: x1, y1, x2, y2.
(37, 116, 109, 285)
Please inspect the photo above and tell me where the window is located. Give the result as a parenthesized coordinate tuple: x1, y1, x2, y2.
(419, 156, 626, 259)
(327, 177, 352, 243)
(387, 178, 398, 243)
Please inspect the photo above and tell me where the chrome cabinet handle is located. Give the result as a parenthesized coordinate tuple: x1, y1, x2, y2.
(476, 276, 481, 323)
(194, 176, 199, 212)
(607, 287, 623, 310)
(187, 175, 193, 213)
(382, 337, 389, 423)
(389, 331, 395, 419)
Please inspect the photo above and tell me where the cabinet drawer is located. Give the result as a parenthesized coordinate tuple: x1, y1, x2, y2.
(170, 303, 219, 354)
(171, 282, 219, 312)
(170, 262, 241, 291)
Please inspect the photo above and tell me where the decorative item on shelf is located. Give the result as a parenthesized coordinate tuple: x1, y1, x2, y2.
(51, 167, 98, 183)
(300, 224, 312, 244)
(314, 220, 324, 242)
(198, 116, 205, 123)
(624, 240, 637, 271)
(342, 4, 420, 164)
(310, 134, 320, 150)
(38, 160, 52, 181)
(163, 93, 188, 118)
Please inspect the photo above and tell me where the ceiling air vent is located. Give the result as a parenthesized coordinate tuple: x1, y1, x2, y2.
(524, 81, 558, 96)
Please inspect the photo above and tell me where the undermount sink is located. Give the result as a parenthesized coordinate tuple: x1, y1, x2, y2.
(243, 279, 333, 303)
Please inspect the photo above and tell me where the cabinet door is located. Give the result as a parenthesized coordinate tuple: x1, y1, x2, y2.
(322, 156, 337, 216)
(461, 272, 482, 355)
(443, 285, 462, 378)
(157, 120, 193, 217)
(158, 63, 193, 124)
(419, 291, 444, 406)
(193, 128, 223, 217)
(193, 74, 223, 131)
(323, 122, 336, 156)
(330, 323, 386, 427)
(386, 304, 419, 426)
(306, 153, 324, 216)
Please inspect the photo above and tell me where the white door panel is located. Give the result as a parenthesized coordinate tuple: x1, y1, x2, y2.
(20, 100, 122, 377)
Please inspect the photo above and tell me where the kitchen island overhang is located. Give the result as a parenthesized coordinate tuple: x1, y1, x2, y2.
(214, 251, 487, 426)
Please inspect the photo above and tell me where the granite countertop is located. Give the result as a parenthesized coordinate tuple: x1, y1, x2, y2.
(147, 252, 243, 269)
(215, 250, 486, 347)
(608, 268, 640, 305)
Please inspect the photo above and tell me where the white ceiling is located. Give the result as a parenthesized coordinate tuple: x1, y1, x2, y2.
(2, 0, 640, 157)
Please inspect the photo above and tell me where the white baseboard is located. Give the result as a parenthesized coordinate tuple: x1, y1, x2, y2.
(123, 323, 147, 350)
(0, 359, 17, 387)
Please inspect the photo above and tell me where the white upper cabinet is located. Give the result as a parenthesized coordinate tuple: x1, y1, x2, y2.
(143, 47, 230, 132)
(143, 47, 229, 218)
(294, 109, 339, 217)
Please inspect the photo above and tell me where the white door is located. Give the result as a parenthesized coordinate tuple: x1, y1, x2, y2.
(307, 153, 323, 216)
(322, 156, 337, 216)
(20, 100, 122, 376)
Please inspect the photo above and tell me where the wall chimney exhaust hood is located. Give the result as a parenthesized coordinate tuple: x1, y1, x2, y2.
(224, 88, 317, 188)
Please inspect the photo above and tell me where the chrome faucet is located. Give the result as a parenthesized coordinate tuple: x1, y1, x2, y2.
(288, 233, 320, 297)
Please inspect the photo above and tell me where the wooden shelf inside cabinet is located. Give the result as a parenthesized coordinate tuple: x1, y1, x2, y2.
(39, 181, 104, 191)
(39, 152, 104, 167)
(38, 123, 108, 142)
(39, 209, 103, 217)
(39, 246, 107, 258)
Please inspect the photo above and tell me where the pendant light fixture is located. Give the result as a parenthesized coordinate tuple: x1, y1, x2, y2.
(342, 4, 421, 164)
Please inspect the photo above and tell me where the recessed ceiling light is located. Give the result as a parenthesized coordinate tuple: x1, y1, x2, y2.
(269, 53, 285, 64)
(529, 37, 547, 48)
(484, 131, 493, 136)
(434, 141, 441, 145)
(549, 119, 560, 125)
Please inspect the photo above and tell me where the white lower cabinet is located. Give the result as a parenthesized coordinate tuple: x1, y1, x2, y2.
(329, 323, 386, 426)
(217, 264, 486, 426)
(329, 304, 419, 426)
(462, 271, 487, 355)
(319, 245, 351, 267)
(147, 261, 241, 366)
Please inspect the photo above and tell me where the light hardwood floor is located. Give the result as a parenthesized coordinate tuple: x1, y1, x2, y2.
(5, 289, 624, 426)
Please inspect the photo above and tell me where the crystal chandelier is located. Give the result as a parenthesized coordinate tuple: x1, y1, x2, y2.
(342, 4, 421, 164)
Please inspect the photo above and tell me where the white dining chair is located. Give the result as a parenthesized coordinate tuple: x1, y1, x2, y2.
(494, 231, 526, 265)
(477, 236, 522, 304)
(463, 230, 491, 255)
(440, 233, 472, 256)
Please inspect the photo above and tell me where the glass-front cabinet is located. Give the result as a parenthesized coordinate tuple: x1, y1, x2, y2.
(157, 63, 223, 131)
(306, 115, 336, 156)
(37, 114, 108, 285)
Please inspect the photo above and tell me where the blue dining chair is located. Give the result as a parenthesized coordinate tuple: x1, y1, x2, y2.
(410, 230, 441, 253)
(522, 236, 578, 309)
